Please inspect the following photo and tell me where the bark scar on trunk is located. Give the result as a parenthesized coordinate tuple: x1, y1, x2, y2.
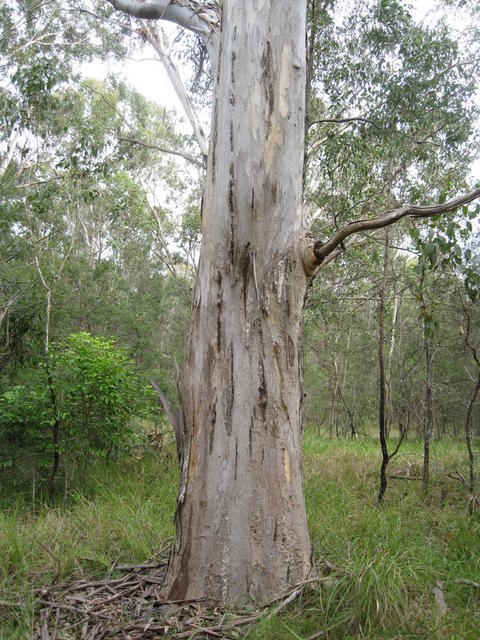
(301, 233, 323, 277)
(216, 270, 224, 351)
(228, 162, 238, 267)
(225, 341, 234, 434)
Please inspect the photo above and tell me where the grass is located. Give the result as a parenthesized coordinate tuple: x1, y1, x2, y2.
(298, 434, 480, 639)
(1, 434, 479, 639)
(0, 453, 178, 638)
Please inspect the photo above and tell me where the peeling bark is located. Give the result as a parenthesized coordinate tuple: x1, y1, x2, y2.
(162, 0, 313, 605)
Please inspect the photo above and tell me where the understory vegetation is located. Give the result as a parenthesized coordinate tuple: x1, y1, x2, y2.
(1, 435, 479, 639)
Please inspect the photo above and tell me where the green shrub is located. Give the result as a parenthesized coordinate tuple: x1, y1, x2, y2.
(51, 332, 137, 473)
(0, 374, 52, 477)
(0, 332, 137, 492)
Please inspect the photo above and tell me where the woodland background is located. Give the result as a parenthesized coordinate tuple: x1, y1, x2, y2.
(1, 0, 480, 637)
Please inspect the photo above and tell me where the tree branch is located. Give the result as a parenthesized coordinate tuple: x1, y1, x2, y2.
(150, 377, 181, 462)
(106, 0, 219, 67)
(0, 300, 16, 331)
(309, 116, 383, 131)
(118, 136, 203, 167)
(0, 130, 20, 178)
(313, 187, 480, 265)
(139, 23, 209, 160)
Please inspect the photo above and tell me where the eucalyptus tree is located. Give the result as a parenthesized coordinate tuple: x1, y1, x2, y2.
(102, 0, 480, 605)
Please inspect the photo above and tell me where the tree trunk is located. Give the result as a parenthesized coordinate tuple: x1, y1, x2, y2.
(463, 304, 479, 516)
(378, 230, 389, 503)
(162, 1, 314, 605)
(329, 360, 338, 439)
(420, 269, 434, 492)
(385, 284, 400, 437)
(465, 371, 479, 515)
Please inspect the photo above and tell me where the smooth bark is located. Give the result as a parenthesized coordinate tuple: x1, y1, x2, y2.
(106, 0, 219, 66)
(139, 24, 209, 161)
(161, 0, 313, 605)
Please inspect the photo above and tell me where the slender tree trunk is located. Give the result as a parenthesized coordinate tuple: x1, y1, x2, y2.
(329, 360, 338, 439)
(463, 304, 479, 516)
(422, 331, 434, 491)
(162, 1, 313, 605)
(40, 288, 61, 502)
(140, 24, 209, 161)
(465, 372, 479, 515)
(0, 129, 19, 177)
(341, 327, 354, 437)
(420, 269, 434, 492)
(378, 230, 389, 503)
(385, 285, 400, 436)
(47, 363, 60, 501)
(30, 218, 74, 501)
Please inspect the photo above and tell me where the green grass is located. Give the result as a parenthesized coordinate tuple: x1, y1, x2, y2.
(1, 435, 479, 639)
(0, 453, 178, 638)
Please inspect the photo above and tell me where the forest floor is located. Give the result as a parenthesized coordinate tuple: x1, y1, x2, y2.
(0, 433, 479, 639)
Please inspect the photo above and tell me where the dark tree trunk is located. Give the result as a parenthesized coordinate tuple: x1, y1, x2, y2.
(378, 231, 389, 503)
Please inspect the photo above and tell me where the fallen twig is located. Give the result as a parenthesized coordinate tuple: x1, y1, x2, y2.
(268, 587, 302, 618)
(455, 578, 480, 588)
(31, 560, 333, 639)
(116, 561, 167, 572)
(0, 599, 24, 609)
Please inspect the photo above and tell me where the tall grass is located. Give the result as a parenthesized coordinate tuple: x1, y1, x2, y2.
(1, 435, 479, 639)
(0, 453, 177, 638)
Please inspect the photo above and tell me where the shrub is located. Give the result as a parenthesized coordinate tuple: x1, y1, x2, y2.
(0, 332, 137, 493)
(51, 332, 137, 478)
(0, 374, 52, 480)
